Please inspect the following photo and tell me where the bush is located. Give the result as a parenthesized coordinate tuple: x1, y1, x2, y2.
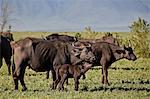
(129, 18, 150, 58)
(75, 32, 82, 39)
(83, 26, 98, 39)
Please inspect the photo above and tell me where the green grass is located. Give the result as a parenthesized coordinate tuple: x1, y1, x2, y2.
(0, 32, 150, 99)
(0, 58, 150, 99)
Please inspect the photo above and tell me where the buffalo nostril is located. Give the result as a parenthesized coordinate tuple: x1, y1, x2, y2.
(91, 57, 95, 61)
(93, 57, 96, 60)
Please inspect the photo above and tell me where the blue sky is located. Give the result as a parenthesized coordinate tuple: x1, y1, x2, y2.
(2, 0, 150, 32)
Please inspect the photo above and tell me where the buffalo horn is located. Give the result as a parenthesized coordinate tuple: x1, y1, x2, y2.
(72, 42, 84, 49)
(86, 43, 91, 47)
(128, 40, 132, 47)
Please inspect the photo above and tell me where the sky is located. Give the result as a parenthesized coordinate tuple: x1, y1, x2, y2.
(1, 0, 150, 32)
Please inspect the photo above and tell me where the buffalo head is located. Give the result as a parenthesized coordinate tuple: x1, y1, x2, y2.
(116, 46, 137, 61)
(124, 46, 137, 61)
(1, 32, 14, 41)
(71, 42, 95, 63)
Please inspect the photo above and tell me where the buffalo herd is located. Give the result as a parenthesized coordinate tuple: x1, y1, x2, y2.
(0, 32, 137, 91)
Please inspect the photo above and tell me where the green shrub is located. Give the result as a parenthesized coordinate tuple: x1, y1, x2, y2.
(129, 18, 150, 58)
(75, 32, 82, 40)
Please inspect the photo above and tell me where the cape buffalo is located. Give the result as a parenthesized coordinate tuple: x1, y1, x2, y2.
(80, 35, 119, 45)
(0, 35, 12, 75)
(46, 33, 77, 42)
(11, 37, 95, 91)
(45, 34, 78, 79)
(53, 63, 91, 91)
(90, 42, 137, 87)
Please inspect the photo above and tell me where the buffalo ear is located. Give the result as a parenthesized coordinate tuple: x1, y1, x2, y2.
(116, 49, 125, 54)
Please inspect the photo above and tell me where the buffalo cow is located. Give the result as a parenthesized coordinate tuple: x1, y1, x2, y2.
(89, 42, 137, 87)
(0, 35, 12, 75)
(11, 37, 95, 91)
(45, 33, 78, 79)
(78, 35, 119, 80)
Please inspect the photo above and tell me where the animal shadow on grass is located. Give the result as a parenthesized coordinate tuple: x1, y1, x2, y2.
(81, 86, 89, 91)
(91, 67, 145, 71)
(88, 79, 150, 92)
(26, 73, 43, 76)
(90, 86, 150, 92)
(121, 79, 150, 84)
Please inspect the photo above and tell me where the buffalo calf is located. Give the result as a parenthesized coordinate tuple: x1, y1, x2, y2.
(53, 64, 86, 91)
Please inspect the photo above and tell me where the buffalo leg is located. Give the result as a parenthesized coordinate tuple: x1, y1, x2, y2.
(0, 57, 3, 68)
(13, 66, 19, 90)
(58, 74, 67, 91)
(46, 71, 49, 79)
(100, 58, 109, 86)
(19, 66, 27, 91)
(79, 65, 86, 80)
(101, 68, 104, 84)
(7, 64, 11, 75)
(53, 75, 61, 90)
(102, 65, 109, 87)
(51, 70, 56, 89)
(53, 70, 60, 89)
(13, 77, 18, 90)
(4, 58, 11, 75)
(66, 78, 69, 85)
(53, 79, 60, 90)
(106, 68, 109, 84)
(74, 77, 79, 91)
(13, 69, 19, 90)
(82, 74, 86, 79)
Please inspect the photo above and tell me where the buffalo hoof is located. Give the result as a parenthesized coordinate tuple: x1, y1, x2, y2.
(14, 86, 18, 90)
(50, 84, 55, 90)
(66, 81, 69, 85)
(46, 74, 49, 79)
(22, 87, 27, 91)
(46, 77, 49, 79)
(8, 73, 11, 76)
(14, 88, 18, 91)
(58, 87, 64, 91)
(82, 75, 86, 80)
(74, 88, 78, 91)
(102, 83, 109, 88)
(51, 87, 56, 90)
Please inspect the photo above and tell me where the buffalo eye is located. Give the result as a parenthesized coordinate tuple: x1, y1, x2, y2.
(116, 50, 125, 54)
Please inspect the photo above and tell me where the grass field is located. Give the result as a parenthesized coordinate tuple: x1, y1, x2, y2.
(0, 32, 150, 99)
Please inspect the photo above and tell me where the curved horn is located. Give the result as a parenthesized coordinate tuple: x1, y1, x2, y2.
(122, 44, 126, 49)
(72, 42, 84, 49)
(86, 43, 91, 47)
(128, 40, 132, 47)
(74, 37, 78, 42)
(41, 35, 47, 40)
